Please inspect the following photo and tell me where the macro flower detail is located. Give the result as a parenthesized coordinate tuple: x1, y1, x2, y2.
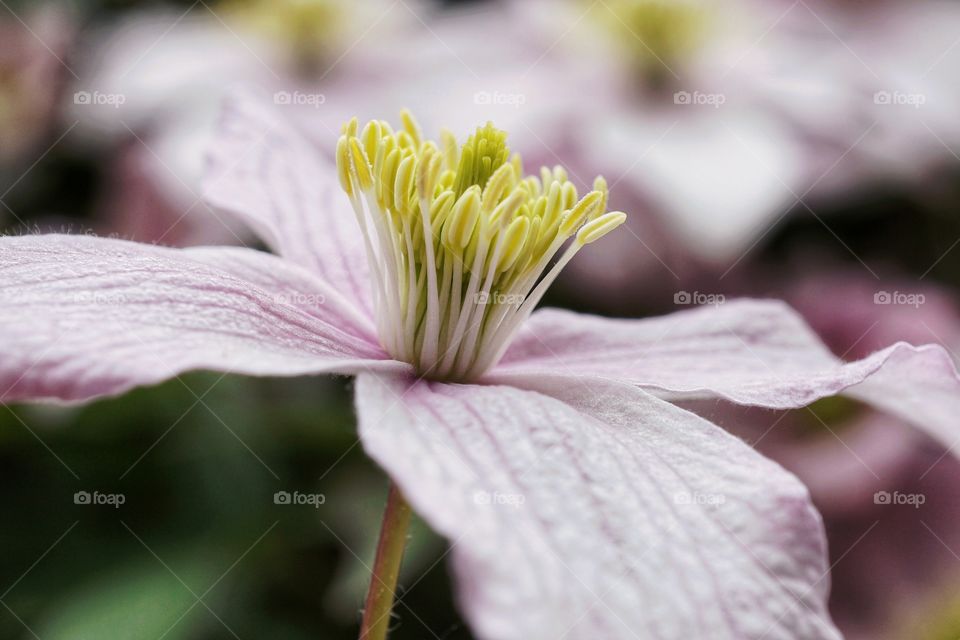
(336, 113, 625, 380)
(592, 0, 709, 83)
(3, 96, 960, 639)
(223, 0, 347, 72)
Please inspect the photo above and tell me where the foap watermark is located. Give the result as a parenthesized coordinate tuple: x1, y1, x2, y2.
(673, 90, 725, 108)
(274, 490, 326, 508)
(71, 291, 128, 306)
(273, 292, 326, 306)
(873, 90, 926, 109)
(874, 290, 925, 308)
(874, 490, 925, 509)
(475, 291, 525, 305)
(274, 91, 326, 109)
(674, 491, 726, 506)
(674, 290, 725, 306)
(74, 490, 126, 508)
(74, 90, 126, 108)
(473, 490, 525, 508)
(474, 90, 526, 109)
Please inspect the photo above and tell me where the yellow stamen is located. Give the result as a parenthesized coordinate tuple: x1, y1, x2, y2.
(336, 112, 627, 381)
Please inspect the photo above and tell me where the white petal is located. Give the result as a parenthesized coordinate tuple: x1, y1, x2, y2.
(0, 234, 406, 403)
(587, 110, 803, 262)
(203, 94, 374, 317)
(494, 301, 960, 450)
(356, 372, 840, 640)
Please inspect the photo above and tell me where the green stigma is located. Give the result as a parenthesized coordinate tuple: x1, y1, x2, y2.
(0, 68, 17, 128)
(898, 582, 960, 640)
(219, 0, 345, 73)
(592, 0, 709, 85)
(453, 123, 511, 197)
(337, 112, 627, 381)
(793, 396, 866, 440)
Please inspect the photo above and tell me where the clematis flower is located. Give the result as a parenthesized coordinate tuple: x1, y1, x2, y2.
(775, 271, 960, 640)
(494, 0, 960, 267)
(707, 394, 960, 640)
(4, 98, 960, 639)
(768, 0, 960, 197)
(69, 0, 423, 245)
(691, 270, 960, 639)
(0, 6, 73, 173)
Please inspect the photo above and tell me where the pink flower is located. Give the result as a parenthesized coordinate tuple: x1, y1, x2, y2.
(695, 269, 960, 638)
(0, 6, 73, 168)
(4, 97, 960, 638)
(492, 0, 960, 265)
(69, 1, 423, 245)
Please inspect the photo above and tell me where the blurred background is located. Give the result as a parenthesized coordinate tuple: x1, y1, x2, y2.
(3, 0, 960, 638)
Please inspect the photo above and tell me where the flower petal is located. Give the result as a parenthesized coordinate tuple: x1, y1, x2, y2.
(203, 94, 374, 317)
(0, 234, 407, 404)
(587, 110, 804, 262)
(356, 372, 840, 640)
(494, 301, 960, 449)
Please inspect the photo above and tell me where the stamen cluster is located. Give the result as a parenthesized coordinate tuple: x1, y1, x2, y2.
(337, 112, 626, 381)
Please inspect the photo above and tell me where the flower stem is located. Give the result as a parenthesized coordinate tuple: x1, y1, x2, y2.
(360, 482, 412, 640)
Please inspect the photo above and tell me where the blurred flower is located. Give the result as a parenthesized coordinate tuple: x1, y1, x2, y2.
(68, 0, 424, 246)
(692, 268, 960, 640)
(775, 0, 960, 197)
(495, 0, 960, 268)
(4, 97, 960, 638)
(96, 139, 250, 247)
(785, 269, 960, 357)
(0, 5, 73, 169)
(501, 0, 820, 263)
(783, 270, 960, 640)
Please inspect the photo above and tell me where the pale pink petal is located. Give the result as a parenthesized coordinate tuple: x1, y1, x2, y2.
(356, 372, 840, 640)
(494, 300, 960, 450)
(841, 345, 960, 455)
(495, 300, 835, 382)
(586, 109, 804, 262)
(203, 95, 374, 317)
(0, 234, 407, 404)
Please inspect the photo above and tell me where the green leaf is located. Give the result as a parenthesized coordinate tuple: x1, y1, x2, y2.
(36, 557, 222, 640)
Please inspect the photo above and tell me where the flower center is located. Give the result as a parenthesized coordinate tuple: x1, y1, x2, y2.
(337, 113, 626, 381)
(220, 0, 345, 74)
(592, 0, 709, 87)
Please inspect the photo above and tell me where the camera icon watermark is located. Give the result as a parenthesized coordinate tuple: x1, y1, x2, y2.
(71, 291, 128, 306)
(473, 90, 526, 109)
(274, 91, 326, 109)
(673, 90, 725, 108)
(273, 292, 326, 306)
(474, 291, 525, 305)
(873, 490, 925, 509)
(674, 491, 726, 506)
(873, 290, 925, 308)
(74, 490, 126, 508)
(873, 90, 926, 109)
(274, 490, 326, 508)
(674, 290, 725, 306)
(74, 90, 126, 109)
(473, 490, 525, 508)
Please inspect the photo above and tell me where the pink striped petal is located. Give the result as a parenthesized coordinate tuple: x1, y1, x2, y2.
(494, 301, 960, 450)
(203, 94, 374, 317)
(356, 372, 840, 640)
(0, 234, 407, 404)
